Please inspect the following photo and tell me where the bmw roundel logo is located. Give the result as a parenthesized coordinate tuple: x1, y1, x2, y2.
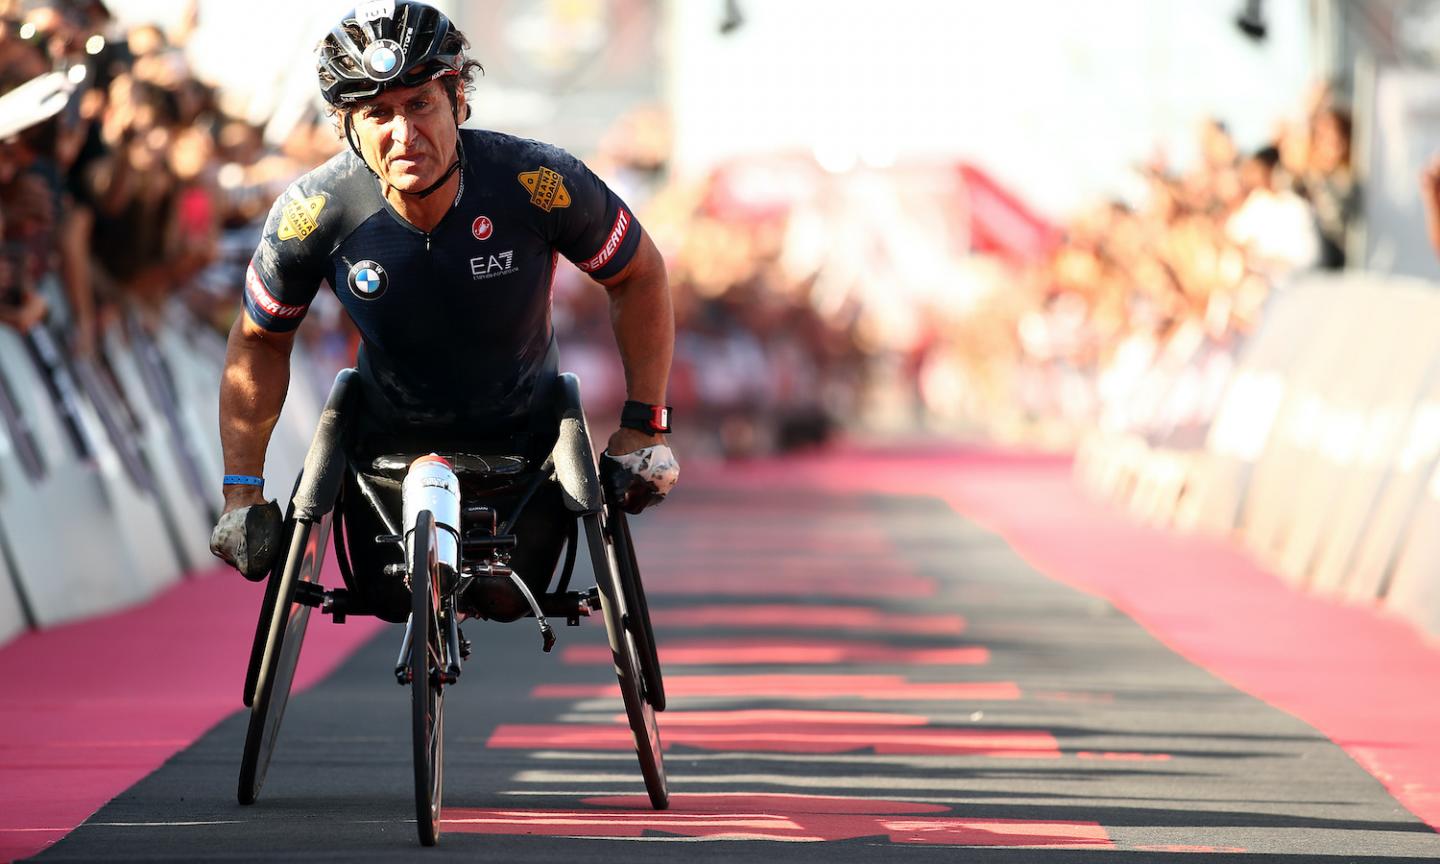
(348, 259, 388, 300)
(363, 40, 403, 80)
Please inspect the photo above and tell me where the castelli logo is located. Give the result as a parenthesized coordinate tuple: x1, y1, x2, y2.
(472, 215, 494, 241)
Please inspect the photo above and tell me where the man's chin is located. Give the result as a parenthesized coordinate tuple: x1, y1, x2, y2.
(385, 177, 425, 193)
(382, 168, 434, 193)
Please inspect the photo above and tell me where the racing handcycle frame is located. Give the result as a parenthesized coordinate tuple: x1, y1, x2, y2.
(234, 368, 667, 847)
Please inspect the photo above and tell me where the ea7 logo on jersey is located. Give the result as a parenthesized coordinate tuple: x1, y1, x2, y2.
(471, 251, 517, 280)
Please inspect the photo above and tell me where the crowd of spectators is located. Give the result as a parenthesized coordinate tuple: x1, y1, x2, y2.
(0, 1, 1366, 458)
(0, 0, 334, 364)
(587, 90, 1365, 452)
(988, 86, 1361, 446)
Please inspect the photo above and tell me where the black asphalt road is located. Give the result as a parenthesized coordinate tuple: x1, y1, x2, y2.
(30, 489, 1440, 861)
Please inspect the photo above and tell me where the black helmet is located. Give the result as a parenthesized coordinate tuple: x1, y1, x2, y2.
(316, 0, 462, 106)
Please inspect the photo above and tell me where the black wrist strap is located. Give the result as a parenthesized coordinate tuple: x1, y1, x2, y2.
(620, 400, 673, 435)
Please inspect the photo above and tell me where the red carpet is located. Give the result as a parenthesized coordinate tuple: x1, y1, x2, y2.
(693, 446, 1440, 831)
(0, 563, 383, 862)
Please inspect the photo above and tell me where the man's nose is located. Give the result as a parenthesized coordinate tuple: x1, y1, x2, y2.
(389, 114, 413, 145)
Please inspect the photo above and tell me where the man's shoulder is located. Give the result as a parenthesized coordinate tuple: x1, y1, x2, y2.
(283, 149, 374, 214)
(463, 128, 581, 176)
(261, 151, 376, 258)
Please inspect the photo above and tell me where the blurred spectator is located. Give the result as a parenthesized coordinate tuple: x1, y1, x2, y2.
(1226, 145, 1320, 278)
(1303, 105, 1358, 269)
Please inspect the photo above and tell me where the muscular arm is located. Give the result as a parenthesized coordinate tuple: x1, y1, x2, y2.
(597, 228, 674, 454)
(219, 311, 296, 511)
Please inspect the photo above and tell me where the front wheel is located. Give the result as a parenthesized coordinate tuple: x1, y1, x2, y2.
(237, 512, 331, 805)
(411, 510, 445, 847)
(584, 512, 668, 810)
(607, 503, 665, 711)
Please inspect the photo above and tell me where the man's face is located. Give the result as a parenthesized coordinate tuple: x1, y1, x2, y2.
(349, 79, 461, 194)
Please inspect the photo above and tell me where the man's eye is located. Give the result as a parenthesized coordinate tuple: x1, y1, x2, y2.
(411, 100, 429, 112)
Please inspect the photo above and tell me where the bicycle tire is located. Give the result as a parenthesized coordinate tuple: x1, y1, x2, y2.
(584, 512, 668, 810)
(244, 473, 303, 708)
(411, 510, 444, 847)
(237, 512, 331, 805)
(607, 503, 665, 711)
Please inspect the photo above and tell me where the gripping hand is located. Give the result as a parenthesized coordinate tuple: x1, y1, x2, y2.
(209, 500, 285, 581)
(601, 445, 680, 515)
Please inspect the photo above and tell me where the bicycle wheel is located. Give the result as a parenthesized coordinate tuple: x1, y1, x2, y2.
(411, 510, 445, 847)
(237, 512, 332, 805)
(607, 503, 665, 712)
(244, 474, 303, 708)
(584, 512, 668, 810)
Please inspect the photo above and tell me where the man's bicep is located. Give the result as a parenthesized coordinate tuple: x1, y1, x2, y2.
(238, 308, 299, 353)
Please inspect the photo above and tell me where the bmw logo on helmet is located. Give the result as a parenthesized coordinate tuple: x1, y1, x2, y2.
(363, 39, 404, 81)
(348, 259, 389, 300)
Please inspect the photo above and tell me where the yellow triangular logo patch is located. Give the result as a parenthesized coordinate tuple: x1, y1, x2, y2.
(277, 194, 326, 241)
(517, 167, 571, 212)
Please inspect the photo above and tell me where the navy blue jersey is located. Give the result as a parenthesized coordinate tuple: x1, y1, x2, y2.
(243, 129, 642, 436)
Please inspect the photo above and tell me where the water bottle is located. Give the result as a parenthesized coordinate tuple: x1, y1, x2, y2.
(403, 454, 461, 578)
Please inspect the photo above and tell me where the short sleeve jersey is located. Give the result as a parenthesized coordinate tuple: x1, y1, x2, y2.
(243, 129, 642, 434)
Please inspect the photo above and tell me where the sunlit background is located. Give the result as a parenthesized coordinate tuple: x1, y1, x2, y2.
(6, 0, 1440, 633)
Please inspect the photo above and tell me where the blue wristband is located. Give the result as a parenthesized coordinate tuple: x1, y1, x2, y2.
(223, 474, 264, 488)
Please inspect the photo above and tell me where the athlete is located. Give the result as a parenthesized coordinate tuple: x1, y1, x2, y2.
(209, 0, 679, 622)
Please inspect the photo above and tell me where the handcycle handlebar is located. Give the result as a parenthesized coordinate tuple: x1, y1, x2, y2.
(293, 368, 359, 523)
(551, 373, 603, 515)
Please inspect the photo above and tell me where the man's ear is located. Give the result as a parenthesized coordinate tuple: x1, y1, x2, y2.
(453, 85, 469, 124)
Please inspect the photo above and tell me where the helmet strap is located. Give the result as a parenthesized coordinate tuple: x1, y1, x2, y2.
(343, 112, 377, 180)
(410, 153, 461, 199)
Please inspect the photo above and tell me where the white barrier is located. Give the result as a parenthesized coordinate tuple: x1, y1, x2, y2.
(0, 512, 28, 644)
(1307, 284, 1440, 596)
(0, 328, 152, 626)
(102, 328, 215, 571)
(0, 303, 322, 644)
(1077, 272, 1440, 636)
(1346, 354, 1440, 601)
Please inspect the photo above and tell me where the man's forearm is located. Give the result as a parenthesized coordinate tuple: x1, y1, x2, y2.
(219, 316, 293, 481)
(605, 234, 674, 405)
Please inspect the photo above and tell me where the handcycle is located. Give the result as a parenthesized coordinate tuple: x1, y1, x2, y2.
(235, 368, 667, 847)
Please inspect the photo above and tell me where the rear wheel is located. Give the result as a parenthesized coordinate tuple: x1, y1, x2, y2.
(411, 510, 445, 847)
(237, 512, 331, 805)
(584, 512, 667, 810)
